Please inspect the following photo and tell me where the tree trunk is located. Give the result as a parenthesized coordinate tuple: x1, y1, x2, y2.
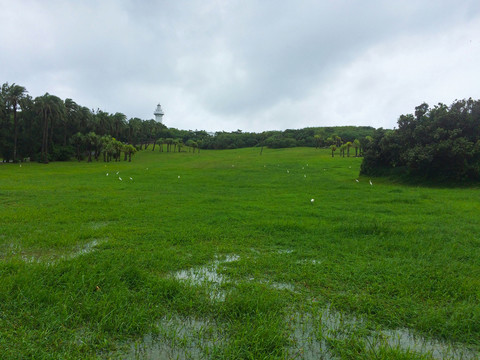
(13, 105, 18, 163)
(43, 113, 49, 163)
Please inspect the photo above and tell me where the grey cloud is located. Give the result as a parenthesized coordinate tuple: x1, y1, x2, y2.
(1, 0, 479, 131)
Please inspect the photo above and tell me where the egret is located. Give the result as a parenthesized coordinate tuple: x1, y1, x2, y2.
(106, 173, 109, 176)
(311, 199, 314, 203)
(178, 176, 181, 179)
(355, 179, 359, 182)
(369, 180, 373, 186)
(116, 171, 119, 175)
(119, 177, 122, 181)
(129, 177, 133, 180)
(304, 174, 307, 178)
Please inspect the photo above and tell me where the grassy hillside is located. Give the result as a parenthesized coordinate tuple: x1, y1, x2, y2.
(0, 148, 479, 359)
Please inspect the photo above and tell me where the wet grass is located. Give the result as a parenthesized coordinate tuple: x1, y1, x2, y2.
(0, 147, 479, 359)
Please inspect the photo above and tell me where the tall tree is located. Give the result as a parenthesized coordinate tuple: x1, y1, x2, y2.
(35, 93, 63, 163)
(5, 83, 27, 162)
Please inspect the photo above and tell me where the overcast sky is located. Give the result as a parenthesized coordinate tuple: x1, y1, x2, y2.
(1, 0, 480, 132)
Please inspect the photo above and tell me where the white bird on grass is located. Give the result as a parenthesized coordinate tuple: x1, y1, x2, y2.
(106, 173, 109, 176)
(129, 177, 133, 180)
(311, 199, 314, 203)
(116, 171, 119, 175)
(369, 179, 373, 186)
(355, 179, 359, 182)
(304, 174, 307, 178)
(119, 177, 122, 181)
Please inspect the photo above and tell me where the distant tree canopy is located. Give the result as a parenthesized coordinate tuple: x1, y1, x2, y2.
(0, 82, 375, 162)
(361, 99, 480, 181)
(201, 126, 375, 151)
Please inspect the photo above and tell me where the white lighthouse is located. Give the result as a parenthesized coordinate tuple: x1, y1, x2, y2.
(154, 103, 165, 123)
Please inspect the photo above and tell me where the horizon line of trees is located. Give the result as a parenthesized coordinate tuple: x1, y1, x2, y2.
(360, 99, 480, 181)
(1, 82, 375, 163)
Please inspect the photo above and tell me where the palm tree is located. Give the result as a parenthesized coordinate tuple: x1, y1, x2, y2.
(35, 93, 63, 163)
(173, 139, 180, 153)
(112, 112, 127, 140)
(340, 144, 347, 157)
(70, 132, 84, 161)
(64, 98, 79, 146)
(165, 138, 173, 152)
(330, 144, 336, 157)
(84, 132, 99, 162)
(157, 138, 165, 152)
(353, 139, 360, 157)
(346, 142, 352, 157)
(6, 83, 27, 162)
(100, 135, 113, 162)
(124, 144, 137, 161)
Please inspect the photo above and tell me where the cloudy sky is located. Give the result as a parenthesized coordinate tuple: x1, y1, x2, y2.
(1, 0, 480, 132)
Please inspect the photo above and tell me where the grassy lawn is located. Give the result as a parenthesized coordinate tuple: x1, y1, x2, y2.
(0, 147, 479, 359)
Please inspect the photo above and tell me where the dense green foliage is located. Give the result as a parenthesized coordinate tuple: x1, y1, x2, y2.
(1, 82, 374, 163)
(0, 148, 479, 359)
(0, 82, 210, 163)
(202, 126, 375, 150)
(361, 99, 480, 181)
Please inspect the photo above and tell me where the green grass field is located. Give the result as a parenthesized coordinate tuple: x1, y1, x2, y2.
(0, 147, 479, 359)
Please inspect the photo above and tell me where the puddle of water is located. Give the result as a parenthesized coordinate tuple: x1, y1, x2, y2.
(118, 314, 225, 360)
(67, 239, 105, 259)
(381, 328, 479, 360)
(16, 239, 106, 265)
(288, 306, 479, 360)
(271, 282, 296, 292)
(287, 311, 335, 360)
(167, 254, 478, 359)
(87, 221, 109, 230)
(297, 259, 323, 265)
(173, 254, 240, 301)
(0, 242, 21, 258)
(277, 249, 294, 254)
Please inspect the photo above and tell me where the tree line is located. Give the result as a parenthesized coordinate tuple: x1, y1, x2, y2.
(0, 83, 211, 163)
(360, 99, 480, 181)
(1, 82, 375, 163)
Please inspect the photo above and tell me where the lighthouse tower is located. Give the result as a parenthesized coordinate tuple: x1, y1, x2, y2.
(154, 104, 165, 123)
